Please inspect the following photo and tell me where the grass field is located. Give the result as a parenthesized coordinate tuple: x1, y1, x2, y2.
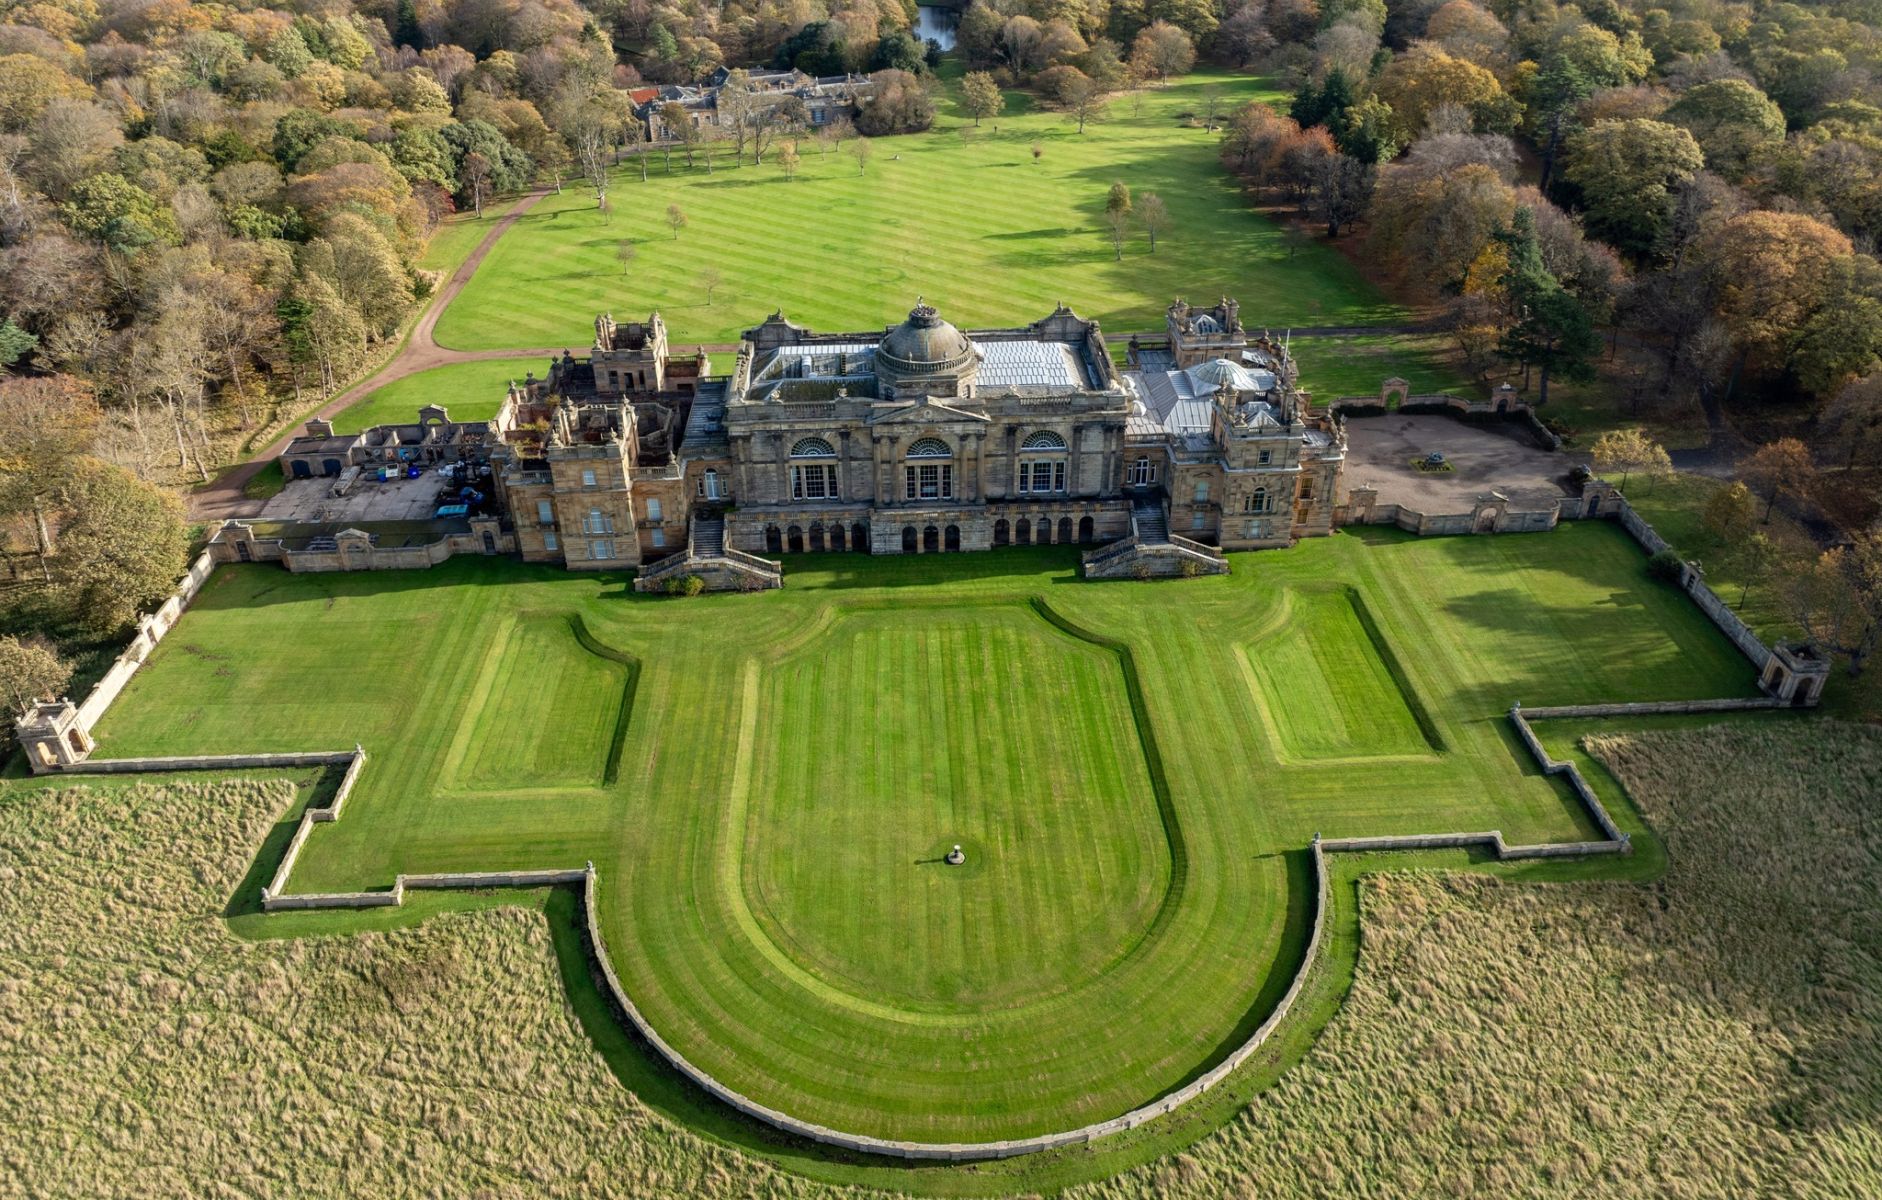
(328, 357, 542, 434)
(80, 521, 1762, 1150)
(6, 699, 1867, 1196)
(432, 71, 1407, 352)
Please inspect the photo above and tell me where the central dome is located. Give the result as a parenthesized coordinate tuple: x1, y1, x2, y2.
(875, 300, 979, 396)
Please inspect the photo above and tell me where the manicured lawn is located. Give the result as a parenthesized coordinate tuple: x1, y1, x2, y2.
(433, 71, 1407, 352)
(89, 521, 1757, 1144)
(329, 357, 542, 433)
(1292, 331, 1475, 400)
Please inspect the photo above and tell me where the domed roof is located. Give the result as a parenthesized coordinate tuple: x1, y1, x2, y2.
(1185, 357, 1270, 394)
(877, 300, 976, 372)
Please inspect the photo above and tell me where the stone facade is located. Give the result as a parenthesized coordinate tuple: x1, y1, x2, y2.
(469, 297, 1348, 572)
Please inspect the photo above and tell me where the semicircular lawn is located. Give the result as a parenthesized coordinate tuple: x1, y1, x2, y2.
(85, 522, 1758, 1148)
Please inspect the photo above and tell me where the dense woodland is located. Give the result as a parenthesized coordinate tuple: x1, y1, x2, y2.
(1, 0, 1881, 716)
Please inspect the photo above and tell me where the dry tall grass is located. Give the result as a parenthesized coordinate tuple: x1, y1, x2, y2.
(1071, 722, 1882, 1199)
(0, 779, 837, 1199)
(2, 723, 1876, 1198)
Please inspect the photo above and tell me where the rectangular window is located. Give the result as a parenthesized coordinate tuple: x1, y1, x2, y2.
(536, 500, 554, 525)
(543, 531, 558, 552)
(1258, 449, 1271, 465)
(585, 509, 612, 535)
(1053, 461, 1065, 492)
(581, 468, 597, 488)
(647, 498, 662, 521)
(590, 539, 612, 559)
(1192, 512, 1207, 530)
(1193, 481, 1209, 504)
(650, 528, 666, 548)
(1299, 481, 1314, 500)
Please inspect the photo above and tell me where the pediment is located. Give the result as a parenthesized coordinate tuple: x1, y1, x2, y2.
(867, 399, 989, 427)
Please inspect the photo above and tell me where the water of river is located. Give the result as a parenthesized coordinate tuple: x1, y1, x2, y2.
(915, 5, 958, 50)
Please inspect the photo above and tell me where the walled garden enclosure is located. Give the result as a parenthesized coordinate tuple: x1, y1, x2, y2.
(85, 523, 1758, 1145)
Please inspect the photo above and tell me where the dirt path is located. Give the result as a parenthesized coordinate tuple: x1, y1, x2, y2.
(193, 187, 563, 521)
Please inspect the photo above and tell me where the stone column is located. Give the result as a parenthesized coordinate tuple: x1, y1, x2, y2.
(1070, 422, 1086, 497)
(968, 431, 984, 501)
(1005, 426, 1019, 499)
(837, 429, 853, 502)
(773, 432, 789, 506)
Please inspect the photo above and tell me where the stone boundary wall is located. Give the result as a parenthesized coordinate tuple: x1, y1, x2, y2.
(74, 547, 218, 732)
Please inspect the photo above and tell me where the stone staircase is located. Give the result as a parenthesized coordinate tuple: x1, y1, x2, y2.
(1132, 499, 1169, 544)
(633, 516, 782, 593)
(1081, 498, 1230, 580)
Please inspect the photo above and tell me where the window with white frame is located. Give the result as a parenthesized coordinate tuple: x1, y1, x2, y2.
(904, 438, 953, 500)
(647, 497, 662, 521)
(543, 531, 558, 551)
(650, 528, 665, 548)
(1258, 449, 1271, 465)
(790, 437, 840, 501)
(1194, 480, 1210, 504)
(590, 539, 613, 559)
(1245, 487, 1266, 513)
(1128, 457, 1156, 487)
(536, 499, 554, 524)
(1018, 460, 1065, 494)
(584, 508, 612, 535)
(581, 468, 597, 487)
(698, 469, 722, 499)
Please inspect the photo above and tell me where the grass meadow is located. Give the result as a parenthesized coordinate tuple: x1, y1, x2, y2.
(72, 521, 1763, 1159)
(4, 703, 1871, 1195)
(432, 70, 1407, 352)
(329, 357, 542, 433)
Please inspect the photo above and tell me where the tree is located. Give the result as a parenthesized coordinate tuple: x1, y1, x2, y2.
(701, 266, 723, 306)
(658, 103, 689, 172)
(1496, 208, 1602, 406)
(1821, 374, 1882, 468)
(1730, 530, 1777, 609)
(1105, 206, 1131, 260)
(1699, 213, 1855, 385)
(1664, 79, 1785, 180)
(615, 240, 637, 277)
(1129, 22, 1195, 85)
(1590, 428, 1672, 492)
(46, 458, 188, 634)
(1368, 158, 1517, 294)
(1701, 481, 1757, 547)
(1063, 74, 1108, 133)
(458, 150, 491, 217)
(852, 137, 872, 175)
(962, 72, 1004, 126)
(1106, 180, 1132, 220)
(1780, 534, 1882, 675)
(0, 375, 100, 581)
(0, 635, 71, 713)
(1743, 437, 1815, 521)
(1374, 44, 1519, 141)
(777, 142, 800, 181)
(1561, 119, 1704, 256)
(856, 71, 934, 137)
(666, 203, 687, 240)
(1309, 151, 1372, 237)
(1138, 193, 1170, 251)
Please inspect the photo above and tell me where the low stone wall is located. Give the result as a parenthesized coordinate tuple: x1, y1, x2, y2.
(68, 750, 356, 774)
(74, 548, 218, 732)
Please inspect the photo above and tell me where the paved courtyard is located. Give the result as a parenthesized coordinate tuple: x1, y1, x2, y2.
(1340, 414, 1584, 511)
(259, 472, 451, 524)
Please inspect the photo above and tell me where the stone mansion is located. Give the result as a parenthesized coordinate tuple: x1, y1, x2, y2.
(464, 297, 1346, 576)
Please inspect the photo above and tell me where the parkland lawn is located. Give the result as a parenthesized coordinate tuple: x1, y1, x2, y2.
(89, 522, 1758, 1145)
(433, 70, 1410, 352)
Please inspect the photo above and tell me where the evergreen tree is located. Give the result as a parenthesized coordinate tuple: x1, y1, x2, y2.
(1496, 208, 1601, 405)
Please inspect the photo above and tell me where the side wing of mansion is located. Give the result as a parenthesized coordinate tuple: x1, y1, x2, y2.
(288, 297, 1347, 572)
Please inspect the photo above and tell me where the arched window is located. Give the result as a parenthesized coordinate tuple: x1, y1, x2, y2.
(789, 437, 839, 501)
(904, 438, 954, 500)
(1194, 314, 1220, 333)
(1019, 431, 1067, 495)
(994, 518, 1010, 545)
(1057, 517, 1072, 543)
(1247, 487, 1266, 513)
(1015, 517, 1031, 544)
